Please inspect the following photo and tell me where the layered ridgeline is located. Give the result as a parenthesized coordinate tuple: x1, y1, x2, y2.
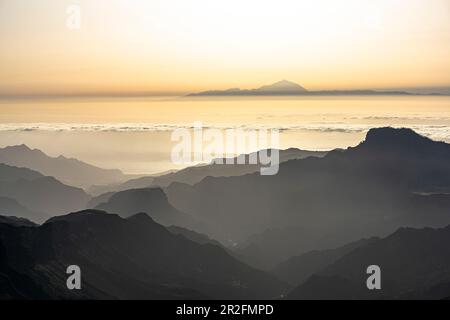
(3, 210, 450, 299)
(0, 145, 129, 188)
(94, 187, 198, 230)
(188, 80, 415, 96)
(88, 148, 326, 196)
(87, 149, 326, 230)
(272, 237, 379, 286)
(0, 210, 286, 299)
(1, 127, 450, 299)
(0, 164, 90, 222)
(286, 225, 450, 300)
(166, 128, 450, 268)
(0, 197, 44, 224)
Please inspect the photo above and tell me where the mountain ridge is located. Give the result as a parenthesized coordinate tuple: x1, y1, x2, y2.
(288, 224, 450, 299)
(166, 127, 450, 266)
(188, 81, 429, 96)
(0, 209, 287, 299)
(0, 163, 90, 222)
(94, 187, 197, 229)
(87, 147, 326, 196)
(0, 144, 129, 188)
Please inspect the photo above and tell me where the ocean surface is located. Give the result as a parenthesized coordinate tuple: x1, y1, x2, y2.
(1, 95, 449, 174)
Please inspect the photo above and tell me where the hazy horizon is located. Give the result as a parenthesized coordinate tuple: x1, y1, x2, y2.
(1, 95, 449, 174)
(1, 83, 450, 98)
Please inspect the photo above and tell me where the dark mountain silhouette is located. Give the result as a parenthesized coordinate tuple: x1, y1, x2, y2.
(0, 164, 90, 221)
(0, 210, 286, 299)
(288, 225, 450, 299)
(94, 188, 197, 229)
(273, 238, 378, 286)
(0, 144, 128, 188)
(166, 128, 450, 267)
(0, 215, 37, 227)
(189, 80, 415, 96)
(88, 148, 326, 196)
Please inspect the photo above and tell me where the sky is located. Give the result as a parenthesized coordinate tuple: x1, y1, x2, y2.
(1, 0, 450, 96)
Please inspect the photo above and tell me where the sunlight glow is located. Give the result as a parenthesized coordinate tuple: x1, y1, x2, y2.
(0, 0, 449, 95)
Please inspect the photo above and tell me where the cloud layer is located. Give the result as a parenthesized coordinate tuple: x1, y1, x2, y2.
(1, 122, 449, 142)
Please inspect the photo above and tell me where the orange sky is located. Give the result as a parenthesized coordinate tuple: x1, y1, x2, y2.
(1, 0, 450, 96)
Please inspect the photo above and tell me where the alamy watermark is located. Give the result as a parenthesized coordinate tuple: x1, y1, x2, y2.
(66, 265, 81, 290)
(171, 122, 280, 175)
(366, 265, 381, 290)
(66, 4, 81, 30)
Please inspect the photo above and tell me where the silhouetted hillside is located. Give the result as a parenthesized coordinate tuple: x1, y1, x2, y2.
(0, 164, 90, 221)
(0, 145, 128, 188)
(0, 197, 47, 223)
(273, 238, 378, 285)
(167, 128, 450, 266)
(0, 214, 37, 227)
(0, 163, 42, 182)
(288, 225, 450, 299)
(167, 225, 223, 247)
(0, 210, 286, 299)
(94, 188, 197, 229)
(86, 191, 115, 208)
(88, 148, 326, 196)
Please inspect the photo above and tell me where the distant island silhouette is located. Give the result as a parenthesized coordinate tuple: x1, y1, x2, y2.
(188, 80, 442, 96)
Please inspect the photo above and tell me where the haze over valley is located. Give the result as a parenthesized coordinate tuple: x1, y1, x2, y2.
(2, 127, 450, 299)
